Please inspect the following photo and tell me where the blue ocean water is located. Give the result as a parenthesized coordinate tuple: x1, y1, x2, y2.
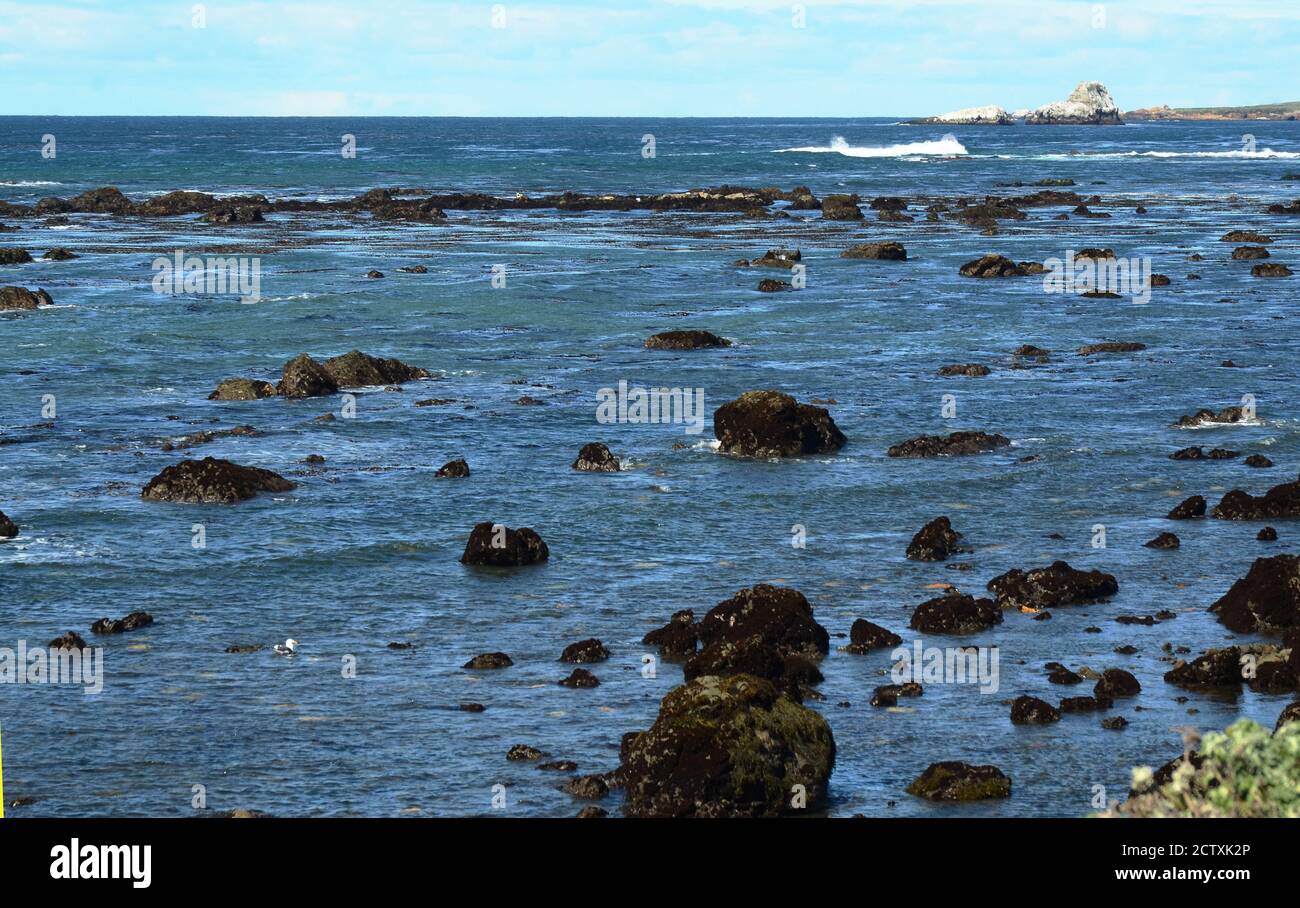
(1, 116, 1298, 817)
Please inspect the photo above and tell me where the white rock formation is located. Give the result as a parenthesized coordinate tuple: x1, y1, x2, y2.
(1023, 81, 1123, 125)
(928, 105, 1013, 125)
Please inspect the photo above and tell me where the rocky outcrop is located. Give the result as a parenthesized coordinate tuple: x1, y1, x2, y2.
(644, 330, 731, 350)
(1011, 695, 1061, 724)
(208, 378, 277, 401)
(1094, 668, 1141, 700)
(937, 363, 990, 377)
(618, 673, 835, 817)
(1144, 532, 1180, 550)
(560, 639, 610, 663)
(683, 585, 830, 695)
(844, 619, 902, 654)
(322, 350, 429, 387)
(559, 668, 599, 688)
(1252, 263, 1293, 277)
(906, 516, 967, 561)
(141, 457, 296, 503)
(0, 511, 17, 538)
(572, 443, 620, 472)
(887, 431, 1010, 458)
(924, 106, 1013, 125)
(1078, 342, 1146, 356)
(1211, 478, 1300, 520)
(0, 286, 53, 311)
(1024, 81, 1123, 125)
(0, 248, 33, 265)
(842, 242, 907, 261)
(958, 254, 1029, 278)
(1172, 405, 1248, 428)
(277, 354, 339, 399)
(987, 561, 1119, 609)
(820, 194, 863, 220)
(459, 522, 549, 567)
(909, 591, 1002, 634)
(1210, 554, 1300, 634)
(739, 248, 801, 269)
(906, 762, 1011, 800)
(714, 391, 845, 457)
(1168, 495, 1207, 519)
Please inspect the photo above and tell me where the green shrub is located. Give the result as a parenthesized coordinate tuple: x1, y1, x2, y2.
(1102, 719, 1300, 818)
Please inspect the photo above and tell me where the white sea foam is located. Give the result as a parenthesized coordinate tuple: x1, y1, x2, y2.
(1001, 148, 1300, 161)
(0, 180, 62, 187)
(776, 135, 968, 158)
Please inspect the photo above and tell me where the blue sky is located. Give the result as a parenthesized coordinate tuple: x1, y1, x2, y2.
(2, 0, 1297, 116)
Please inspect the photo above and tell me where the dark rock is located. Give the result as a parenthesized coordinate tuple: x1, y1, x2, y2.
(1094, 668, 1141, 699)
(618, 673, 835, 817)
(1221, 230, 1272, 243)
(713, 390, 845, 457)
(744, 248, 801, 269)
(1231, 245, 1270, 260)
(208, 378, 277, 401)
(506, 744, 546, 761)
(1163, 646, 1248, 688)
(1101, 716, 1128, 730)
(987, 560, 1118, 609)
(1144, 532, 1180, 550)
(643, 609, 699, 660)
(1276, 702, 1300, 732)
(844, 619, 902, 655)
(1245, 454, 1274, 468)
(435, 458, 469, 478)
(1048, 667, 1082, 685)
(909, 591, 1002, 635)
(870, 682, 922, 707)
(224, 644, 261, 653)
(464, 652, 513, 670)
(1172, 406, 1247, 428)
(205, 206, 264, 225)
(458, 702, 486, 712)
(906, 516, 966, 561)
(1077, 341, 1146, 356)
(887, 431, 1010, 458)
(560, 638, 610, 664)
(644, 330, 731, 350)
(1011, 695, 1061, 724)
(322, 350, 429, 387)
(1254, 263, 1292, 277)
(0, 511, 16, 538)
(905, 761, 1010, 801)
(0, 286, 53, 311)
(1060, 695, 1111, 712)
(42, 247, 77, 260)
(397, 265, 428, 274)
(49, 632, 89, 650)
(842, 241, 907, 261)
(572, 442, 620, 472)
(141, 457, 295, 504)
(561, 775, 609, 799)
(0, 248, 34, 264)
(958, 254, 1027, 277)
(1210, 554, 1300, 633)
(90, 611, 153, 634)
(277, 354, 339, 399)
(559, 668, 600, 688)
(756, 278, 793, 292)
(459, 522, 549, 567)
(1212, 478, 1300, 520)
(1167, 495, 1207, 520)
(821, 194, 863, 220)
(1259, 527, 1278, 541)
(937, 363, 990, 377)
(576, 805, 608, 818)
(536, 761, 578, 772)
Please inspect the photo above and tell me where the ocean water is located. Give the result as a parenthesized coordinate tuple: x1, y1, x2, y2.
(1, 116, 1298, 817)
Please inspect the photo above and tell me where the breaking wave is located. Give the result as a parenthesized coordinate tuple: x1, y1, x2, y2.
(776, 134, 968, 158)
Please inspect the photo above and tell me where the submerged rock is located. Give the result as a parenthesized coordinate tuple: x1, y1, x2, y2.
(560, 639, 610, 664)
(820, 194, 863, 220)
(1144, 532, 1180, 550)
(713, 391, 845, 457)
(459, 522, 549, 567)
(1252, 263, 1293, 277)
(141, 457, 296, 504)
(987, 561, 1119, 609)
(1167, 495, 1207, 520)
(48, 632, 89, 650)
(842, 241, 907, 261)
(909, 591, 1002, 634)
(906, 761, 1011, 801)
(756, 278, 793, 292)
(90, 612, 154, 634)
(937, 363, 990, 377)
(619, 673, 836, 817)
(322, 350, 429, 387)
(0, 511, 17, 538)
(435, 458, 470, 478)
(644, 330, 731, 350)
(464, 652, 513, 670)
(1077, 341, 1146, 356)
(906, 516, 967, 561)
(572, 442, 620, 472)
(887, 431, 1010, 458)
(1172, 405, 1248, 428)
(1210, 554, 1300, 634)
(958, 254, 1027, 277)
(741, 248, 801, 269)
(559, 668, 600, 688)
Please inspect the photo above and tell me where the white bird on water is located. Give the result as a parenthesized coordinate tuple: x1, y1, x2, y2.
(273, 638, 299, 656)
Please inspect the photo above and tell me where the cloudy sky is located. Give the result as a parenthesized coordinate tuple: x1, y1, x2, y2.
(2, 0, 1297, 116)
